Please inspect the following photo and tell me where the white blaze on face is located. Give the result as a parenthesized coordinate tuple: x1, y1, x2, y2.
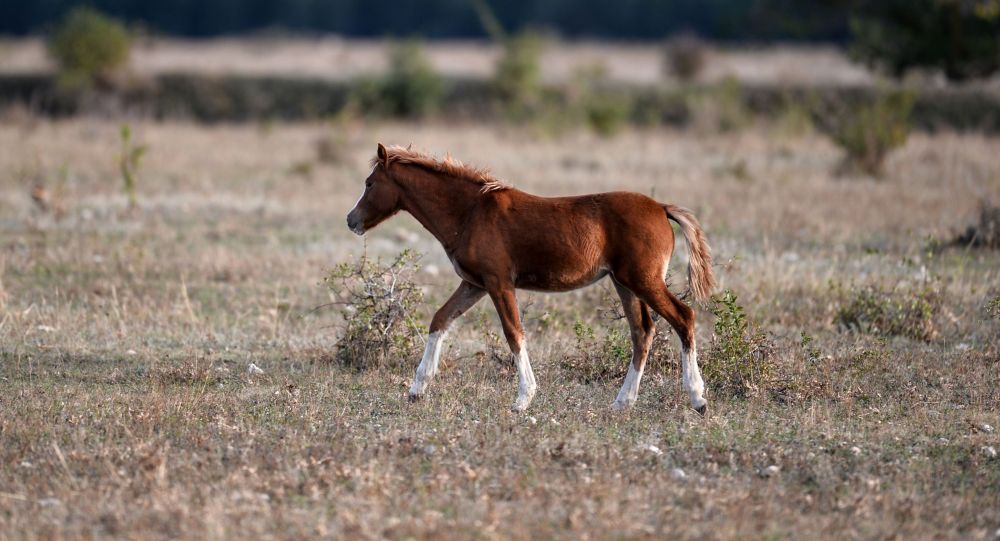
(613, 362, 644, 410)
(512, 345, 537, 412)
(409, 331, 446, 397)
(682, 344, 707, 410)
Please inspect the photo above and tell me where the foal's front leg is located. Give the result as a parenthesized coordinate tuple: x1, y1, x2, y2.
(487, 285, 537, 412)
(408, 281, 485, 401)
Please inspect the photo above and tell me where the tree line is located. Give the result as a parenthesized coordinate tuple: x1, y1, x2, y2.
(2, 0, 849, 41)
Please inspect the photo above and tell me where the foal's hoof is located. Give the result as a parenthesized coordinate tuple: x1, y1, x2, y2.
(694, 404, 708, 416)
(611, 400, 632, 411)
(407, 393, 423, 403)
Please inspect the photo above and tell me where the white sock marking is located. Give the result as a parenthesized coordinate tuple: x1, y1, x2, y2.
(512, 345, 537, 412)
(682, 344, 707, 409)
(409, 331, 446, 397)
(613, 362, 645, 409)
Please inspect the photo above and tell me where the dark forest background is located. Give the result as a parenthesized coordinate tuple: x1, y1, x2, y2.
(1, 0, 851, 41)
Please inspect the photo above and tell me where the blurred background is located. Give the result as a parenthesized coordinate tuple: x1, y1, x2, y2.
(2, 4, 1000, 539)
(0, 0, 998, 127)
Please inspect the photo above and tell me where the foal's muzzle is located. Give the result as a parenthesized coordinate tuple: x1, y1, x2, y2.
(346, 211, 365, 236)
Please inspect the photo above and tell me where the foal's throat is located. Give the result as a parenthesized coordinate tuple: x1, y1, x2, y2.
(397, 169, 480, 252)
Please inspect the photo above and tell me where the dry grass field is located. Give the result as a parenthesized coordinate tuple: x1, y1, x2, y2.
(1, 116, 999, 539)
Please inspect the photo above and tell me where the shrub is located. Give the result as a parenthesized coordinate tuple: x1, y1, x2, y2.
(663, 33, 706, 82)
(703, 289, 775, 398)
(570, 65, 632, 137)
(820, 90, 913, 176)
(47, 7, 130, 89)
(560, 320, 631, 383)
(378, 40, 444, 118)
(325, 250, 425, 370)
(833, 275, 942, 342)
(954, 201, 1000, 249)
(986, 295, 1000, 322)
(118, 124, 146, 210)
(494, 31, 544, 119)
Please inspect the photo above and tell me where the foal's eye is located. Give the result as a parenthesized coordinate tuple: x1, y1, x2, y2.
(365, 180, 373, 188)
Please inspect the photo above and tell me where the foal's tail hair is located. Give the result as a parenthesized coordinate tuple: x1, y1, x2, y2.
(664, 204, 715, 302)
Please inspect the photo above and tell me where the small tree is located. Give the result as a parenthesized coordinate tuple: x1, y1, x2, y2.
(663, 33, 706, 82)
(47, 6, 130, 89)
(850, 0, 1000, 81)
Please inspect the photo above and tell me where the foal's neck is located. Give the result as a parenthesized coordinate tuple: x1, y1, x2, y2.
(395, 166, 482, 253)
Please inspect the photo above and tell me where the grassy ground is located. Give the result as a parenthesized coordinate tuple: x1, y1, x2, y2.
(1, 117, 999, 539)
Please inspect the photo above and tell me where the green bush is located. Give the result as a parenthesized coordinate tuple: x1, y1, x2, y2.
(378, 40, 444, 118)
(820, 90, 913, 176)
(47, 6, 130, 88)
(560, 320, 631, 383)
(703, 290, 775, 398)
(494, 31, 544, 119)
(325, 250, 425, 370)
(833, 275, 942, 342)
(569, 65, 632, 137)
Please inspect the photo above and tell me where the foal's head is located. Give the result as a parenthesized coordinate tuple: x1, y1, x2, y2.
(346, 143, 403, 235)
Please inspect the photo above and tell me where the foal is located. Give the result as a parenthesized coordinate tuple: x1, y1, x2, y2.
(347, 144, 715, 414)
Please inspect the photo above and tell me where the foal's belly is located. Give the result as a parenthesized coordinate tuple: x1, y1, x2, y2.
(515, 264, 609, 292)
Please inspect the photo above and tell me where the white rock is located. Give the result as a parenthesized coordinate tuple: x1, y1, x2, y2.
(37, 325, 56, 333)
(126, 349, 137, 356)
(639, 444, 663, 456)
(247, 363, 264, 375)
(38, 498, 62, 508)
(983, 446, 997, 459)
(850, 446, 862, 456)
(669, 468, 687, 481)
(761, 465, 781, 478)
(980, 423, 995, 434)
(938, 437, 949, 444)
(527, 416, 537, 425)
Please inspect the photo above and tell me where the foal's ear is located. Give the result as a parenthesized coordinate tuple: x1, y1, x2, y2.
(376, 143, 388, 165)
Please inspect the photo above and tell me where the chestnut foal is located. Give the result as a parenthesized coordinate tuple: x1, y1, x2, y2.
(347, 144, 715, 414)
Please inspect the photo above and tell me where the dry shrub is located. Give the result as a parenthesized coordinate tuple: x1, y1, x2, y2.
(833, 275, 942, 342)
(663, 33, 706, 82)
(325, 250, 425, 370)
(703, 289, 776, 398)
(954, 202, 1000, 249)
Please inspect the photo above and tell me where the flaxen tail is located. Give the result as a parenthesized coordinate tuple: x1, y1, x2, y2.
(664, 204, 715, 302)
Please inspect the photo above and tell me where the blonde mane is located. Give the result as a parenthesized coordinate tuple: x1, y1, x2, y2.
(372, 145, 510, 193)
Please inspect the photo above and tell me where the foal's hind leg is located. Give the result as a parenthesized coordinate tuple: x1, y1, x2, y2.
(611, 281, 656, 410)
(620, 279, 707, 414)
(486, 285, 537, 412)
(409, 281, 486, 401)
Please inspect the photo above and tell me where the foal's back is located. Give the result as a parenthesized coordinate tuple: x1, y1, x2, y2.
(472, 189, 676, 291)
